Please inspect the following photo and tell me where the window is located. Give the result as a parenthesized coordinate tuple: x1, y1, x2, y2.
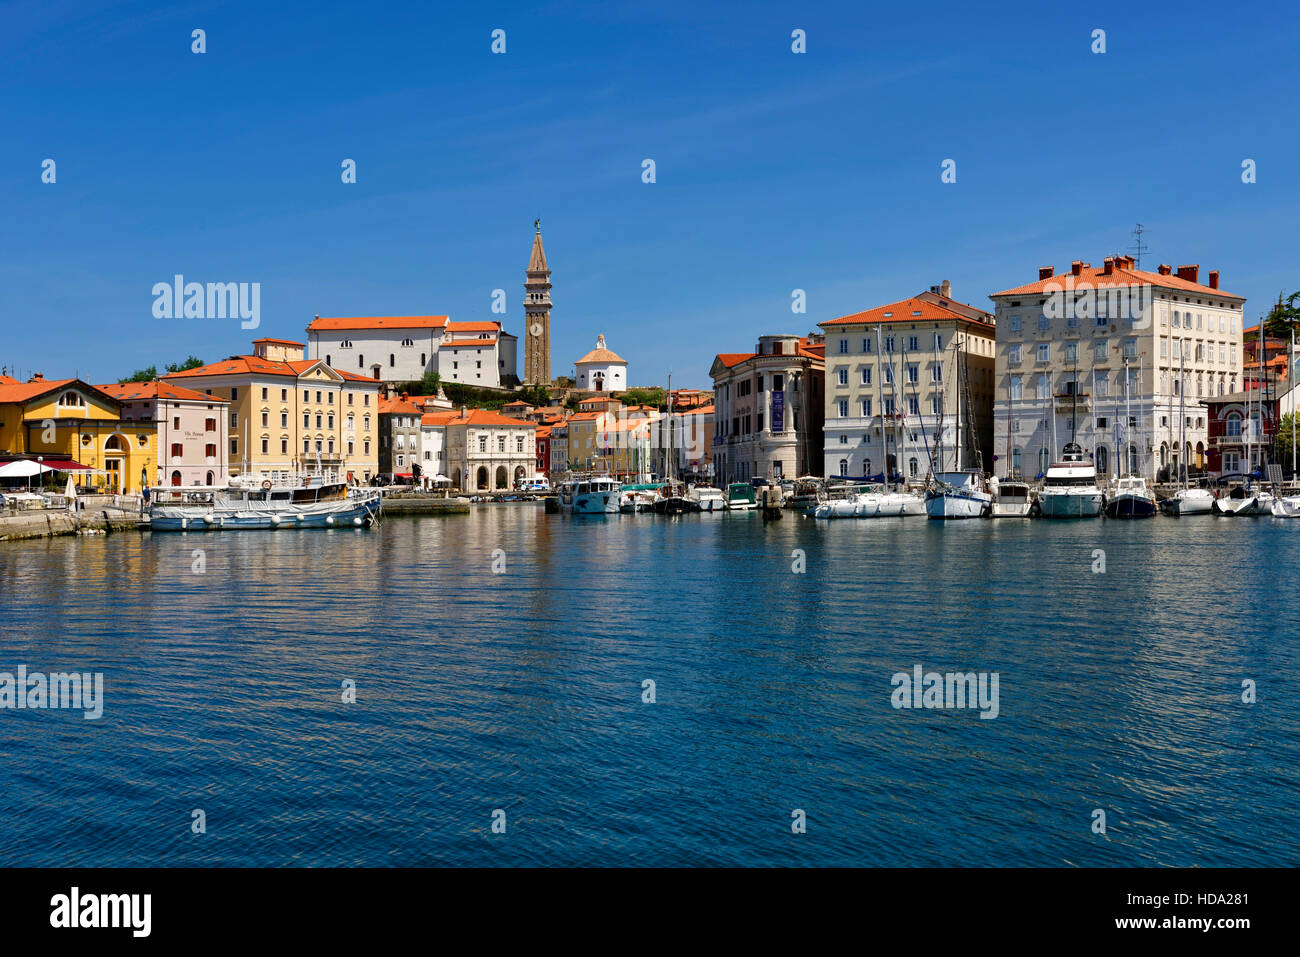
(1226, 412, 1242, 437)
(230, 413, 238, 428)
(839, 400, 849, 417)
(281, 439, 288, 454)
(516, 436, 525, 453)
(1008, 315, 1022, 333)
(885, 336, 895, 353)
(1094, 340, 1107, 363)
(1160, 338, 1168, 358)
(839, 339, 848, 354)
(1009, 375, 1022, 399)
(931, 364, 942, 383)
(884, 398, 895, 415)
(497, 436, 506, 452)
(261, 438, 269, 454)
(1008, 345, 1021, 365)
(170, 442, 183, 457)
(230, 388, 238, 400)
(230, 438, 238, 454)
(908, 336, 919, 351)
(907, 396, 919, 415)
(838, 368, 849, 385)
(839, 459, 848, 476)
(359, 355, 365, 369)
(389, 354, 396, 367)
(1037, 343, 1049, 363)
(861, 367, 872, 385)
(863, 338, 873, 353)
(303, 413, 310, 428)
(907, 364, 918, 384)
(1036, 374, 1049, 399)
(478, 436, 488, 452)
(930, 396, 941, 415)
(1037, 315, 1050, 331)
(204, 417, 215, 431)
(861, 398, 872, 416)
(1095, 372, 1108, 397)
(205, 443, 217, 457)
(933, 332, 943, 349)
(1123, 339, 1138, 359)
(884, 364, 894, 384)
(1064, 342, 1077, 362)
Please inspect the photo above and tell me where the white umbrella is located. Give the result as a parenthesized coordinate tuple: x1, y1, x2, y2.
(0, 460, 53, 478)
(65, 475, 77, 498)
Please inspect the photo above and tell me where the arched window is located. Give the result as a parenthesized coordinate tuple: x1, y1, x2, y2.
(326, 354, 332, 366)
(104, 434, 126, 451)
(59, 391, 85, 407)
(839, 458, 848, 476)
(359, 355, 365, 369)
(1226, 412, 1242, 437)
(1128, 444, 1140, 475)
(1096, 446, 1108, 476)
(205, 471, 214, 486)
(1012, 448, 1022, 472)
(908, 457, 918, 477)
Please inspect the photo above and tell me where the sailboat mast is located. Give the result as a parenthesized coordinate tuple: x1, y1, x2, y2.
(876, 324, 885, 482)
(955, 333, 962, 472)
(1180, 350, 1186, 490)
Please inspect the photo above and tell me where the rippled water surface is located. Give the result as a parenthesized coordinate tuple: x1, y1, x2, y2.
(1, 506, 1297, 866)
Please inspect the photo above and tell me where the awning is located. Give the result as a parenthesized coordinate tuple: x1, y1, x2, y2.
(394, 472, 413, 478)
(0, 461, 53, 478)
(45, 460, 94, 471)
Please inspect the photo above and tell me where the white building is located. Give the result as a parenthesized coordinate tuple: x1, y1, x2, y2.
(306, 315, 518, 388)
(574, 335, 627, 393)
(443, 408, 537, 491)
(989, 257, 1246, 480)
(820, 285, 996, 480)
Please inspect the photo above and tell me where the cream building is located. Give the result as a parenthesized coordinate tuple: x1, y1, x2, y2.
(161, 337, 382, 483)
(820, 284, 996, 479)
(306, 315, 518, 388)
(443, 409, 537, 491)
(710, 333, 825, 484)
(989, 257, 1246, 479)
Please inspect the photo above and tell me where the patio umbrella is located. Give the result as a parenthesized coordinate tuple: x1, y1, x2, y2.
(0, 460, 54, 478)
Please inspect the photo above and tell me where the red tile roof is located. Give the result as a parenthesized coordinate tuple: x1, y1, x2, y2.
(252, 337, 305, 346)
(445, 321, 502, 333)
(161, 355, 380, 383)
(440, 338, 498, 348)
(447, 409, 536, 428)
(307, 315, 449, 331)
(95, 381, 228, 403)
(420, 410, 461, 426)
(378, 397, 425, 416)
(991, 264, 1242, 300)
(0, 377, 79, 403)
(715, 353, 755, 368)
(822, 293, 994, 328)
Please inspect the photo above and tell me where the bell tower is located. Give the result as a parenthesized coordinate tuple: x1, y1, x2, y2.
(523, 220, 552, 386)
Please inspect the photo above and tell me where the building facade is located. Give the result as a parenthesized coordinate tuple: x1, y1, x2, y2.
(378, 395, 426, 479)
(820, 285, 996, 479)
(989, 258, 1246, 480)
(444, 409, 537, 491)
(709, 333, 825, 484)
(1203, 390, 1278, 477)
(523, 223, 552, 386)
(97, 381, 230, 487)
(162, 338, 382, 483)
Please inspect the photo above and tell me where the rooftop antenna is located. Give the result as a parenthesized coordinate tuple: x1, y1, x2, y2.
(1130, 222, 1148, 270)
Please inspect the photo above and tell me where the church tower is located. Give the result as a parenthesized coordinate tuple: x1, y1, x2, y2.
(523, 220, 552, 386)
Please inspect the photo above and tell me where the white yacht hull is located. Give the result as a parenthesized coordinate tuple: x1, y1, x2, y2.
(925, 488, 992, 520)
(813, 491, 924, 519)
(1214, 492, 1273, 516)
(1271, 496, 1300, 517)
(1164, 489, 1215, 515)
(1038, 489, 1103, 518)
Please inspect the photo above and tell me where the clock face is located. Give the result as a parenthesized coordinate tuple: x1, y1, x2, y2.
(530, 323, 543, 337)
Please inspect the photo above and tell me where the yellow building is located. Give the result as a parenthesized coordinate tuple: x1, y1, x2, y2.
(0, 374, 150, 492)
(563, 408, 652, 480)
(160, 338, 382, 482)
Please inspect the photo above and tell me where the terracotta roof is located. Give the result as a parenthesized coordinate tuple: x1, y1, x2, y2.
(0, 377, 79, 403)
(252, 337, 305, 346)
(95, 381, 228, 403)
(822, 293, 994, 328)
(420, 411, 461, 426)
(446, 321, 501, 333)
(307, 315, 448, 331)
(568, 411, 604, 422)
(447, 409, 536, 428)
(715, 353, 755, 368)
(441, 338, 498, 348)
(577, 347, 627, 364)
(691, 404, 715, 415)
(378, 397, 425, 416)
(161, 355, 380, 383)
(535, 426, 552, 438)
(991, 264, 1243, 300)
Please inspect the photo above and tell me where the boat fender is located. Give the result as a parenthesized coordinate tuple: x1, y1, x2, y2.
(980, 503, 992, 519)
(353, 516, 363, 526)
(261, 480, 273, 491)
(270, 514, 281, 526)
(326, 515, 335, 525)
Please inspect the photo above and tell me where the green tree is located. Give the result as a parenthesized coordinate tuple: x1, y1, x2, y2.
(621, 386, 667, 408)
(1263, 291, 1300, 340)
(1276, 413, 1298, 471)
(164, 355, 205, 373)
(420, 370, 442, 395)
(118, 365, 158, 383)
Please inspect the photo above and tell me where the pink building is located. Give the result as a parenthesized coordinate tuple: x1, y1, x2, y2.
(97, 381, 230, 486)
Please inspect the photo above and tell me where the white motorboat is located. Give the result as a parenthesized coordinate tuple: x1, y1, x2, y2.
(925, 470, 992, 520)
(148, 475, 381, 531)
(813, 485, 924, 519)
(1162, 487, 1215, 516)
(1271, 495, 1300, 517)
(557, 476, 621, 514)
(1105, 476, 1158, 519)
(687, 485, 727, 511)
(988, 477, 1034, 517)
(1213, 486, 1273, 516)
(1037, 443, 1103, 518)
(725, 482, 757, 510)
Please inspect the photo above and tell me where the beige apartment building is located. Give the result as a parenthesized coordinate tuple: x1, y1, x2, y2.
(989, 257, 1246, 480)
(161, 337, 382, 483)
(819, 284, 996, 479)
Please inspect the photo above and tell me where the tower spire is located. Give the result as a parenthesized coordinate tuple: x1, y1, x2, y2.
(523, 222, 552, 386)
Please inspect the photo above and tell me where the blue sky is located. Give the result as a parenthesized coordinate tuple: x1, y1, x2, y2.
(3, 0, 1298, 388)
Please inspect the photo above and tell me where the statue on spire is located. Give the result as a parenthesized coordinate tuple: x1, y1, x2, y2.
(534, 218, 540, 233)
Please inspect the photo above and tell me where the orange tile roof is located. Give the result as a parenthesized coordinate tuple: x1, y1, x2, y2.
(378, 397, 425, 416)
(161, 355, 380, 383)
(252, 337, 304, 346)
(447, 409, 536, 428)
(307, 315, 449, 331)
(96, 381, 228, 403)
(445, 321, 502, 333)
(822, 294, 994, 328)
(420, 410, 461, 426)
(0, 377, 79, 403)
(440, 338, 498, 348)
(991, 264, 1242, 300)
(715, 353, 756, 368)
(568, 411, 604, 422)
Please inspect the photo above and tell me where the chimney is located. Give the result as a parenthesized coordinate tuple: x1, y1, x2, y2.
(940, 279, 951, 299)
(1038, 266, 1055, 280)
(1209, 270, 1220, 289)
(1103, 257, 1115, 276)
(1157, 264, 1172, 276)
(460, 405, 467, 417)
(28, 373, 44, 382)
(1176, 264, 1200, 284)
(1071, 261, 1084, 276)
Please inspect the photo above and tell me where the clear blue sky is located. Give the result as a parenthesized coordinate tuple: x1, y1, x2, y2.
(3, 0, 1298, 388)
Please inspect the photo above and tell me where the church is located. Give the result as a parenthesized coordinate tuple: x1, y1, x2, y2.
(574, 335, 628, 393)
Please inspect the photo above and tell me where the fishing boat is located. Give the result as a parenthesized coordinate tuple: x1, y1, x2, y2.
(557, 476, 621, 514)
(1105, 475, 1158, 518)
(148, 475, 382, 531)
(988, 476, 1034, 517)
(925, 470, 992, 519)
(725, 482, 757, 511)
(1212, 484, 1273, 516)
(1037, 443, 1104, 518)
(686, 485, 727, 511)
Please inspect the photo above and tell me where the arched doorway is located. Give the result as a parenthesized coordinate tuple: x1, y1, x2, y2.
(495, 465, 507, 489)
(171, 470, 182, 486)
(1127, 443, 1140, 476)
(104, 434, 127, 492)
(475, 466, 489, 490)
(1096, 445, 1108, 477)
(205, 471, 215, 486)
(514, 465, 526, 487)
(1195, 442, 1205, 469)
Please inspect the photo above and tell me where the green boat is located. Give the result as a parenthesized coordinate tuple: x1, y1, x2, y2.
(725, 482, 757, 511)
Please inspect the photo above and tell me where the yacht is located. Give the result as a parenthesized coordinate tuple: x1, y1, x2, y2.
(1271, 495, 1300, 518)
(1037, 443, 1103, 518)
(686, 485, 726, 511)
(1105, 475, 1157, 519)
(1162, 487, 1215, 516)
(988, 476, 1035, 517)
(925, 470, 992, 520)
(148, 475, 382, 531)
(1212, 485, 1273, 516)
(813, 484, 924, 519)
(557, 476, 621, 514)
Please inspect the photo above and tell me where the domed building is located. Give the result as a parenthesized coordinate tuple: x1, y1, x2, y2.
(574, 335, 628, 393)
